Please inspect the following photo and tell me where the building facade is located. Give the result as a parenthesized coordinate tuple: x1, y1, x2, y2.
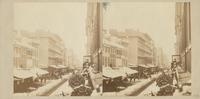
(175, 2, 191, 72)
(155, 47, 166, 67)
(64, 48, 73, 68)
(13, 30, 66, 69)
(114, 29, 154, 66)
(105, 29, 154, 66)
(13, 31, 39, 69)
(102, 30, 128, 68)
(30, 30, 65, 69)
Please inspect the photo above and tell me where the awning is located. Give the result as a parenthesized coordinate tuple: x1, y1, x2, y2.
(139, 64, 150, 68)
(49, 65, 62, 69)
(128, 64, 138, 68)
(147, 64, 156, 68)
(14, 77, 22, 81)
(30, 68, 49, 76)
(119, 67, 138, 75)
(58, 65, 68, 69)
(69, 66, 75, 70)
(14, 68, 35, 79)
(103, 67, 122, 78)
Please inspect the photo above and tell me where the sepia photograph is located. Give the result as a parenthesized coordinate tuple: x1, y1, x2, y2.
(13, 2, 102, 96)
(101, 2, 191, 96)
(1, 0, 199, 98)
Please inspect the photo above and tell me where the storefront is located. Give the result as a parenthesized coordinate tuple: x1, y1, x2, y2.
(58, 65, 69, 74)
(138, 64, 151, 79)
(147, 64, 158, 74)
(30, 68, 49, 83)
(14, 68, 35, 93)
(117, 67, 138, 81)
(103, 66, 123, 92)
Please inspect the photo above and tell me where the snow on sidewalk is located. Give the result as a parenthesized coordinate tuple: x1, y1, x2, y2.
(22, 74, 70, 96)
(117, 73, 160, 96)
(14, 79, 62, 96)
(102, 73, 161, 96)
(50, 80, 73, 96)
(138, 81, 159, 96)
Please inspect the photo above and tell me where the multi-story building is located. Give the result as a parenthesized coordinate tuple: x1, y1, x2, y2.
(102, 30, 128, 68)
(152, 45, 157, 66)
(156, 47, 164, 66)
(13, 31, 39, 69)
(126, 30, 154, 65)
(64, 48, 69, 67)
(112, 29, 154, 66)
(30, 30, 65, 69)
(153, 46, 169, 68)
(107, 29, 154, 66)
(13, 30, 66, 69)
(64, 47, 81, 70)
(175, 2, 191, 72)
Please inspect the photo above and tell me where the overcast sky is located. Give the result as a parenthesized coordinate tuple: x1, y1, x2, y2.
(14, 2, 176, 65)
(14, 2, 87, 63)
(103, 2, 176, 62)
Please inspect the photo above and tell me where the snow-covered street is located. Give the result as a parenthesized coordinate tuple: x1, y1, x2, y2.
(50, 80, 73, 96)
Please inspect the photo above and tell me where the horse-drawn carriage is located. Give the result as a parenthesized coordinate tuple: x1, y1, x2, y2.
(129, 64, 159, 79)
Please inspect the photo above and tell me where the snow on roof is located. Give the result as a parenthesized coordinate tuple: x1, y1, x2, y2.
(103, 39, 124, 49)
(103, 67, 123, 78)
(119, 67, 138, 74)
(30, 68, 49, 75)
(57, 65, 68, 68)
(14, 68, 35, 79)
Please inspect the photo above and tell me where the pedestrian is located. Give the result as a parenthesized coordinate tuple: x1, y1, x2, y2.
(171, 59, 179, 87)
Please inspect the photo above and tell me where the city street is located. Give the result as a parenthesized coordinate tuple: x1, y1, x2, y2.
(20, 69, 189, 96)
(102, 69, 191, 96)
(49, 79, 72, 96)
(139, 71, 191, 96)
(103, 73, 161, 96)
(11, 1, 192, 97)
(138, 81, 159, 96)
(49, 68, 102, 96)
(49, 77, 102, 96)
(14, 74, 70, 96)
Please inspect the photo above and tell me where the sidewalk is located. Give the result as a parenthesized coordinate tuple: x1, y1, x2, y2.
(14, 74, 70, 96)
(173, 72, 191, 96)
(50, 71, 102, 96)
(103, 73, 161, 96)
(138, 81, 159, 96)
(173, 85, 191, 96)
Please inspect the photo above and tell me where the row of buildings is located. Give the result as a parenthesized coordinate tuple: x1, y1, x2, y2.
(102, 29, 168, 68)
(102, 30, 128, 67)
(13, 30, 78, 70)
(99, 2, 192, 73)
